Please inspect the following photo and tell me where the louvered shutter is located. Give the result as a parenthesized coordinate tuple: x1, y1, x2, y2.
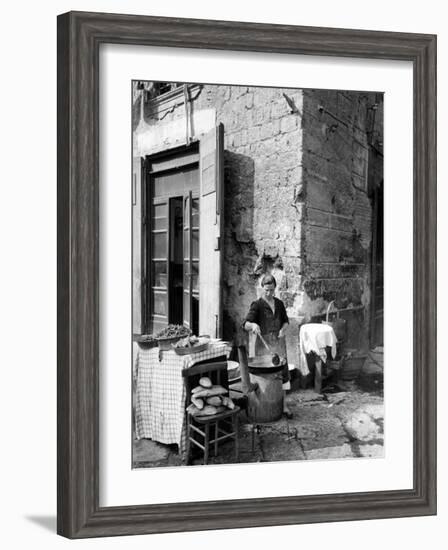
(199, 124, 224, 337)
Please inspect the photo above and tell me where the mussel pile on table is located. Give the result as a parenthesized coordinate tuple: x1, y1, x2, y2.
(155, 325, 191, 339)
(135, 334, 157, 347)
(172, 335, 201, 348)
(136, 325, 192, 349)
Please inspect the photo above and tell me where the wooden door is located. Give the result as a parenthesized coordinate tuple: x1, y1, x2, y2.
(199, 124, 224, 338)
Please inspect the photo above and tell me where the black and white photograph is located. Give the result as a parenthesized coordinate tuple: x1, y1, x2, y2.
(132, 81, 384, 468)
(0, 0, 442, 543)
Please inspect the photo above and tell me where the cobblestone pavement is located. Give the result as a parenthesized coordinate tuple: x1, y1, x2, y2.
(133, 387, 384, 468)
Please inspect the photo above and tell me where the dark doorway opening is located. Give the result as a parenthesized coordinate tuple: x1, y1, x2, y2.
(169, 197, 184, 325)
(370, 181, 384, 347)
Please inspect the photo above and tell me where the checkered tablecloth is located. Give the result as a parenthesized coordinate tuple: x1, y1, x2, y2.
(134, 342, 230, 454)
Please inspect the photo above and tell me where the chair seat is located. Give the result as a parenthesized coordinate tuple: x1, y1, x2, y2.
(188, 406, 240, 424)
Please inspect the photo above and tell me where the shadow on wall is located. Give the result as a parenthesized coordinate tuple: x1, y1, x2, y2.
(222, 150, 257, 344)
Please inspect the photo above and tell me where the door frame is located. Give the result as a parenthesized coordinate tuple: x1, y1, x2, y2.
(141, 142, 199, 334)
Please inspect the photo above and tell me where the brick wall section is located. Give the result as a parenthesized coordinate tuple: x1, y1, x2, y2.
(300, 89, 383, 349)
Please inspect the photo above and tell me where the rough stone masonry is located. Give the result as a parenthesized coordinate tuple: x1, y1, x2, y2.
(213, 86, 383, 360)
(133, 83, 383, 361)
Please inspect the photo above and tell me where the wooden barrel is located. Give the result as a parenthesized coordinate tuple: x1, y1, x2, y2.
(247, 360, 284, 423)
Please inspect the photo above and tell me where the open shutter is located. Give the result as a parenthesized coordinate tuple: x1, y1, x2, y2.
(133, 157, 144, 334)
(199, 124, 224, 338)
(183, 191, 193, 330)
(150, 197, 170, 333)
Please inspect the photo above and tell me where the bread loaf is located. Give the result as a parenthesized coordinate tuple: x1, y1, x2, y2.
(191, 396, 204, 409)
(186, 404, 202, 416)
(222, 396, 235, 410)
(193, 385, 228, 398)
(199, 376, 212, 388)
(206, 396, 222, 407)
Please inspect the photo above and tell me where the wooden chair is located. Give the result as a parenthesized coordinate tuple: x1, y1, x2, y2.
(182, 361, 240, 465)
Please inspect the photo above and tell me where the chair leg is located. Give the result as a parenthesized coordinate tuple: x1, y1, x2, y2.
(252, 424, 255, 452)
(185, 415, 191, 465)
(204, 423, 210, 465)
(214, 421, 219, 457)
(234, 415, 239, 460)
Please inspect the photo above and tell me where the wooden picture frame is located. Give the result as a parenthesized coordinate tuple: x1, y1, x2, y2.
(57, 11, 437, 538)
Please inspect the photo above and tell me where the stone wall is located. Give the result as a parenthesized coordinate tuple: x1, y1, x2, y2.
(132, 83, 383, 356)
(133, 83, 305, 350)
(298, 90, 383, 349)
(215, 86, 304, 346)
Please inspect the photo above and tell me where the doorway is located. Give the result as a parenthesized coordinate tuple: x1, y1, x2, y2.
(143, 152, 200, 335)
(169, 197, 184, 326)
(140, 127, 223, 338)
(370, 181, 384, 347)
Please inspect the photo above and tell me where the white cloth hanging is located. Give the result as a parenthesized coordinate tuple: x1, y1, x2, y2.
(298, 323, 337, 375)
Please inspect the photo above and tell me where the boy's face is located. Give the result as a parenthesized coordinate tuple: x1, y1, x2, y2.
(262, 283, 275, 300)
